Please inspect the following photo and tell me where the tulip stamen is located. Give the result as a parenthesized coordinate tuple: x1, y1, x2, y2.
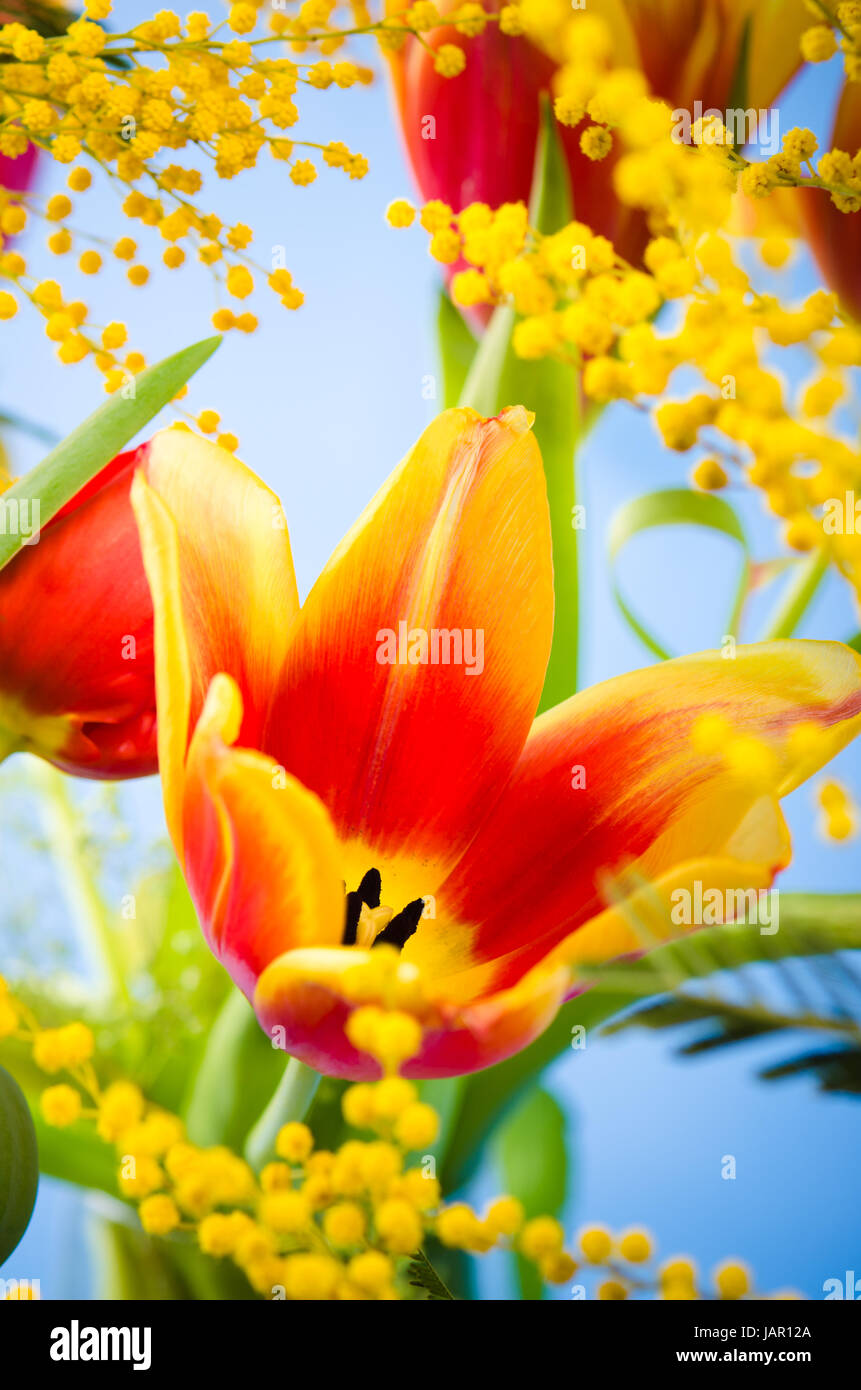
(341, 868, 424, 952)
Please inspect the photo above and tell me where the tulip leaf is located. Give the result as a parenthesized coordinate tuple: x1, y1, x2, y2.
(497, 1088, 569, 1300)
(763, 548, 829, 640)
(440, 893, 861, 1191)
(436, 291, 477, 409)
(87, 1200, 255, 1300)
(183, 987, 286, 1151)
(0, 334, 221, 573)
(608, 487, 751, 660)
(458, 100, 581, 707)
(0, 1064, 39, 1265)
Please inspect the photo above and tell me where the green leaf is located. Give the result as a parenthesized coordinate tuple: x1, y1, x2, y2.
(0, 335, 221, 572)
(436, 291, 477, 409)
(763, 548, 829, 640)
(406, 1248, 456, 1300)
(86, 1202, 256, 1300)
(608, 487, 751, 660)
(36, 1119, 118, 1198)
(441, 894, 861, 1190)
(846, 631, 861, 655)
(497, 1088, 569, 1300)
(182, 987, 286, 1151)
(459, 101, 581, 706)
(0, 1064, 38, 1265)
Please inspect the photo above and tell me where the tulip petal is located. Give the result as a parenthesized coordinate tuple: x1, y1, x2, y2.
(131, 429, 300, 850)
(265, 407, 554, 886)
(254, 943, 569, 1080)
(799, 82, 861, 321)
(0, 448, 156, 776)
(415, 641, 861, 994)
(182, 675, 346, 1001)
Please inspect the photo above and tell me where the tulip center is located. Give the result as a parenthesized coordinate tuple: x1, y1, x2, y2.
(342, 868, 425, 951)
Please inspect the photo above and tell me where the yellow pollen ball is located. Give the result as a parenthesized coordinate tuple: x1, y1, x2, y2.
(323, 1201, 367, 1247)
(275, 1121, 314, 1163)
(226, 266, 254, 299)
(540, 1251, 578, 1284)
(521, 1216, 565, 1261)
(386, 199, 416, 228)
(139, 1194, 181, 1236)
(691, 458, 728, 491)
(259, 1191, 311, 1234)
(579, 1225, 613, 1263)
(618, 1228, 652, 1263)
(68, 168, 92, 192)
(41, 1085, 82, 1127)
(374, 1197, 423, 1255)
(393, 1102, 439, 1150)
(348, 1250, 393, 1295)
(485, 1196, 524, 1237)
(714, 1260, 751, 1300)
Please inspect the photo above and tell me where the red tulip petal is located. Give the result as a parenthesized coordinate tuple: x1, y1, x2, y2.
(415, 641, 861, 994)
(264, 406, 553, 887)
(0, 447, 156, 776)
(131, 429, 299, 850)
(182, 675, 346, 1000)
(254, 944, 569, 1080)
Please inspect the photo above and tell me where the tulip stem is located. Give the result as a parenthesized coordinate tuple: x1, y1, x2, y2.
(29, 760, 132, 1007)
(764, 547, 829, 640)
(244, 1056, 321, 1167)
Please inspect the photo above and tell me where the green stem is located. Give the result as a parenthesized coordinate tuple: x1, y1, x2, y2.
(244, 1056, 321, 1168)
(539, 426, 580, 711)
(29, 761, 132, 1006)
(764, 547, 829, 640)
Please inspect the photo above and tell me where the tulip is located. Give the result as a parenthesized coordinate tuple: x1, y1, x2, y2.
(132, 410, 861, 1080)
(386, 0, 806, 265)
(0, 145, 38, 199)
(798, 82, 861, 321)
(0, 447, 158, 777)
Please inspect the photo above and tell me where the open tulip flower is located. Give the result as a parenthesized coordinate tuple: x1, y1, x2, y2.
(0, 448, 158, 776)
(131, 409, 861, 1080)
(799, 81, 861, 323)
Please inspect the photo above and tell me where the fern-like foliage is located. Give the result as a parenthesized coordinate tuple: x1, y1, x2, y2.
(582, 885, 861, 1095)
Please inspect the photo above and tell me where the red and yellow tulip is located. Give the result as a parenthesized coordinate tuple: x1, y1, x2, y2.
(386, 0, 808, 266)
(0, 448, 158, 776)
(798, 82, 861, 322)
(131, 410, 861, 1080)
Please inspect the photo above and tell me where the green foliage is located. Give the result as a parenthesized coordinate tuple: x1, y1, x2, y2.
(0, 1064, 39, 1265)
(0, 335, 220, 571)
(439, 895, 861, 1191)
(406, 1248, 456, 1301)
(497, 1088, 569, 1299)
(608, 487, 750, 659)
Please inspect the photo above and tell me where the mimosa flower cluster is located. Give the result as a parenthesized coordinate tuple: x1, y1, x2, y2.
(800, 1, 861, 86)
(0, 974, 785, 1300)
(390, 10, 861, 611)
(0, 0, 496, 391)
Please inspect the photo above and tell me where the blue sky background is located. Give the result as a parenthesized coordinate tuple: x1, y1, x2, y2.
(1, 9, 859, 1299)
